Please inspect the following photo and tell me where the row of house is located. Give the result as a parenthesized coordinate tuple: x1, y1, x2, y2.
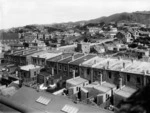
(3, 47, 150, 108)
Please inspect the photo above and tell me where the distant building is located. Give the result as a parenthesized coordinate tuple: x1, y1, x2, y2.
(116, 31, 133, 43)
(31, 52, 62, 67)
(76, 43, 90, 53)
(0, 32, 19, 45)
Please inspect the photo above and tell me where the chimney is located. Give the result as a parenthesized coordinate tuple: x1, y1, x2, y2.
(22, 51, 25, 55)
(119, 75, 123, 89)
(118, 56, 121, 60)
(123, 62, 125, 69)
(72, 54, 75, 61)
(107, 61, 109, 69)
(131, 58, 134, 63)
(99, 73, 103, 85)
(94, 60, 97, 64)
(72, 70, 76, 79)
(51, 67, 54, 76)
(11, 50, 14, 54)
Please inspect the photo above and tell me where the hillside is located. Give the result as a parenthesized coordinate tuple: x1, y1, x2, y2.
(1, 11, 150, 33)
(86, 11, 150, 24)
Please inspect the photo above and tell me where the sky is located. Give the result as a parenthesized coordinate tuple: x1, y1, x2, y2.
(0, 0, 150, 29)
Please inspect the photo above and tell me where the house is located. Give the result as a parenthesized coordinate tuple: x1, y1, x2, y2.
(19, 64, 41, 86)
(76, 42, 90, 53)
(4, 48, 43, 65)
(81, 82, 116, 108)
(80, 56, 108, 83)
(0, 32, 19, 45)
(45, 34, 51, 40)
(18, 49, 44, 65)
(92, 44, 105, 53)
(69, 54, 96, 78)
(31, 52, 62, 67)
(57, 53, 84, 85)
(114, 86, 136, 106)
(46, 53, 73, 74)
(37, 53, 74, 88)
(66, 76, 89, 96)
(37, 71, 56, 87)
(37, 33, 44, 40)
(116, 31, 133, 43)
(9, 44, 24, 50)
(23, 36, 38, 43)
(3, 49, 24, 64)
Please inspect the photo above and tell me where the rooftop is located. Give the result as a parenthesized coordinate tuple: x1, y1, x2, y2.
(69, 54, 96, 65)
(114, 86, 136, 98)
(66, 77, 88, 86)
(59, 53, 84, 64)
(93, 57, 150, 75)
(9, 86, 112, 113)
(123, 61, 150, 75)
(83, 82, 116, 97)
(0, 103, 21, 113)
(20, 64, 41, 71)
(32, 52, 62, 59)
(21, 50, 43, 57)
(81, 56, 107, 67)
(47, 53, 73, 62)
(94, 82, 116, 93)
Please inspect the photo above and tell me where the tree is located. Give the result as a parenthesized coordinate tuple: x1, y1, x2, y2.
(23, 43, 29, 48)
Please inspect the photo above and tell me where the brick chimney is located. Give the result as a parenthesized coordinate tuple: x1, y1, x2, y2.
(123, 62, 125, 69)
(72, 70, 76, 79)
(94, 60, 97, 64)
(72, 54, 75, 61)
(51, 67, 54, 76)
(118, 75, 123, 89)
(22, 51, 25, 55)
(99, 73, 103, 85)
(131, 58, 134, 63)
(107, 61, 110, 69)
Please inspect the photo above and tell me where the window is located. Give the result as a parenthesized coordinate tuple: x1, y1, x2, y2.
(54, 65, 57, 69)
(34, 71, 36, 76)
(75, 67, 78, 72)
(42, 59, 45, 64)
(127, 75, 130, 82)
(87, 68, 90, 75)
(59, 65, 62, 70)
(64, 66, 67, 71)
(76, 87, 79, 91)
(69, 67, 72, 72)
(108, 72, 111, 79)
(137, 77, 141, 84)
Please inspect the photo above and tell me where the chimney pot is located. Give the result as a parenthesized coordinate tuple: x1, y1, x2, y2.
(72, 54, 75, 61)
